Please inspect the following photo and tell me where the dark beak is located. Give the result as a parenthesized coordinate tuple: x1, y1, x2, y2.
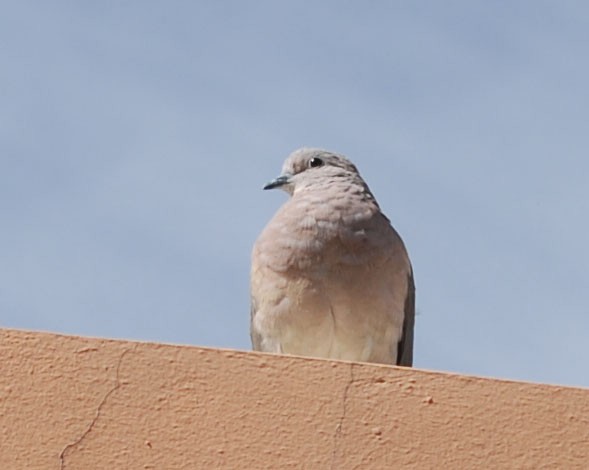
(263, 175, 290, 190)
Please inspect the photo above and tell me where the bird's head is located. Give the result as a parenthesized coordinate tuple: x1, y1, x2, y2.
(263, 148, 360, 195)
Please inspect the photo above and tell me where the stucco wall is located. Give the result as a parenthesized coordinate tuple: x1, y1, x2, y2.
(1, 328, 588, 469)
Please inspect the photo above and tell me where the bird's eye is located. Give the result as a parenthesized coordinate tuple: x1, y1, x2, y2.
(309, 157, 324, 168)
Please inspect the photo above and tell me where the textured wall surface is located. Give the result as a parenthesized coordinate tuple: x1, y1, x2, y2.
(1, 328, 588, 469)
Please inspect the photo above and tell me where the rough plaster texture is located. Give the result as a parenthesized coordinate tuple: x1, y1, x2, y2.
(0, 328, 588, 469)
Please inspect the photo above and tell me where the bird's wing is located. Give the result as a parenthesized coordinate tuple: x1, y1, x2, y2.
(396, 269, 415, 367)
(250, 296, 263, 351)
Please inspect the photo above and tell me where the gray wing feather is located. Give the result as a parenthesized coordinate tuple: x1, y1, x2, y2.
(250, 297, 263, 351)
(396, 270, 415, 367)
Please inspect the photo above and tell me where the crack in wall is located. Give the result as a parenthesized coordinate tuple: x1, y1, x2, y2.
(58, 349, 130, 470)
(330, 363, 355, 470)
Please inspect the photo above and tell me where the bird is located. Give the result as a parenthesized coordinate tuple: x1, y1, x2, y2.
(250, 148, 415, 366)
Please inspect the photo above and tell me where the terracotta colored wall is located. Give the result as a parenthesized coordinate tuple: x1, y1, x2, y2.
(1, 328, 588, 469)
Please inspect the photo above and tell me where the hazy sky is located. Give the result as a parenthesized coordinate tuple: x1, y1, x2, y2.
(2, 2, 588, 387)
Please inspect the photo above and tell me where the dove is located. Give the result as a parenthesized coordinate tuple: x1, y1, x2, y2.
(250, 148, 415, 366)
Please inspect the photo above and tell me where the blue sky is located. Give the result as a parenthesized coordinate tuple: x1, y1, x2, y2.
(2, 2, 588, 387)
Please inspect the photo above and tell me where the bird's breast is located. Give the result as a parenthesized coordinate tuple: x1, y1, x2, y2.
(254, 190, 393, 273)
